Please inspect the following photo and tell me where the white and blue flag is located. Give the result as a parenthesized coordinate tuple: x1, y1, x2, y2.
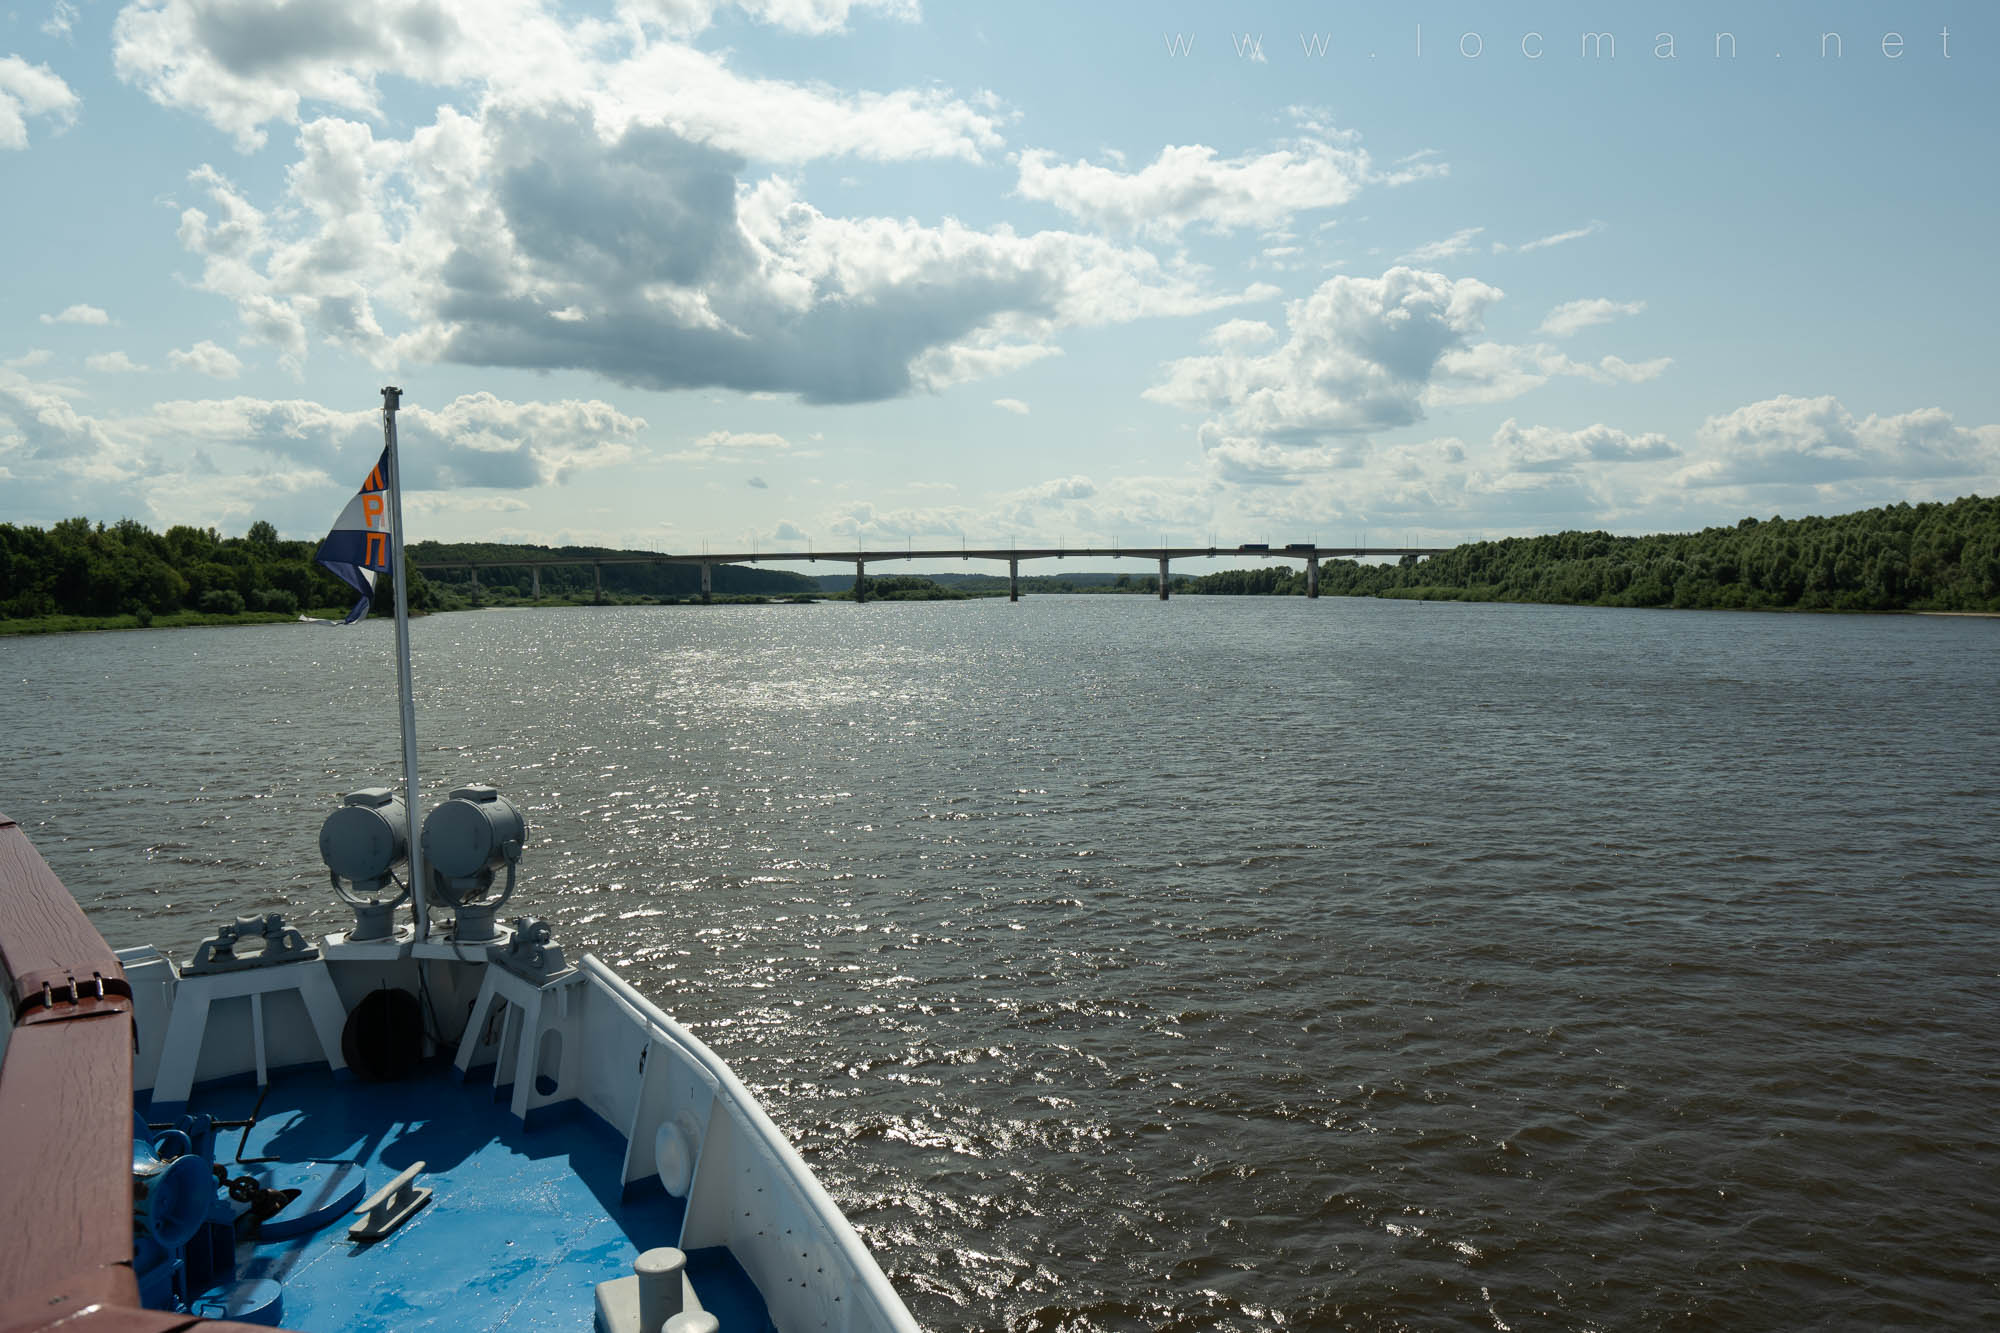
(315, 448, 393, 624)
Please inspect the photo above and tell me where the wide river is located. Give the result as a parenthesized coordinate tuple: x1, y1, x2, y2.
(3, 597, 1995, 1330)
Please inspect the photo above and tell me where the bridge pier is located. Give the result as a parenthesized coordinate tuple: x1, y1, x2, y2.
(593, 562, 602, 602)
(1306, 553, 1319, 599)
(470, 567, 479, 595)
(1009, 557, 1019, 602)
(1158, 555, 1170, 600)
(700, 562, 712, 604)
(531, 566, 540, 599)
(854, 559, 866, 604)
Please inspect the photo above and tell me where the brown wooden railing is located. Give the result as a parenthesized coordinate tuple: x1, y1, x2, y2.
(0, 811, 280, 1333)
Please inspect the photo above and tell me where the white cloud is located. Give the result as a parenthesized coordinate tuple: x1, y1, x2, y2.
(908, 336, 1065, 394)
(114, 0, 579, 152)
(113, 0, 997, 159)
(1015, 125, 1378, 239)
(619, 0, 919, 38)
(666, 429, 792, 462)
(0, 362, 120, 461)
(786, 447, 1544, 548)
(1396, 227, 1483, 264)
(117, 1, 1271, 400)
(1493, 418, 1678, 472)
(1383, 147, 1448, 187)
(403, 492, 530, 516)
(1594, 354, 1672, 383)
(1428, 342, 1671, 405)
(1177, 428, 1675, 537)
(596, 41, 1006, 166)
(0, 378, 646, 533)
(992, 397, 1029, 415)
(86, 351, 148, 373)
(135, 390, 641, 488)
(815, 470, 1206, 547)
(136, 466, 334, 524)
(1540, 298, 1645, 337)
(168, 340, 244, 378)
(1012, 475, 1094, 504)
(1148, 268, 1677, 490)
(0, 56, 79, 149)
(40, 303, 109, 325)
(1494, 221, 1604, 254)
(697, 429, 789, 450)
(172, 105, 1259, 399)
(1203, 318, 1275, 351)
(405, 392, 646, 486)
(1428, 342, 1569, 405)
(773, 401, 1972, 546)
(42, 2, 79, 40)
(1679, 395, 2000, 490)
(1205, 437, 1369, 485)
(1147, 267, 1503, 450)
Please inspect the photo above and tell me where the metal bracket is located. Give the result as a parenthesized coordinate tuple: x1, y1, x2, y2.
(10, 967, 131, 1024)
(494, 916, 572, 984)
(186, 913, 320, 975)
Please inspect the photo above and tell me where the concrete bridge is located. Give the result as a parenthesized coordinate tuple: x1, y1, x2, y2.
(413, 544, 1447, 603)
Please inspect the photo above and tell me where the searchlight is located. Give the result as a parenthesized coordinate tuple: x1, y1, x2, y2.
(420, 784, 528, 945)
(318, 788, 412, 942)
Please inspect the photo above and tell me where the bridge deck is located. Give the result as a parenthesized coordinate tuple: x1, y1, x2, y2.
(416, 546, 1446, 570)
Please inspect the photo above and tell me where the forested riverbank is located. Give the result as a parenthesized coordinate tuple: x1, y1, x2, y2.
(6, 496, 1997, 632)
(1193, 496, 2000, 611)
(0, 524, 817, 631)
(0, 519, 370, 629)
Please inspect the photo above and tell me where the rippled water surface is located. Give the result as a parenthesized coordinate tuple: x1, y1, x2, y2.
(4, 598, 1997, 1330)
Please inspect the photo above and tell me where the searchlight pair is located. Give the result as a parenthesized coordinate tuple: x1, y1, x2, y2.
(319, 784, 529, 945)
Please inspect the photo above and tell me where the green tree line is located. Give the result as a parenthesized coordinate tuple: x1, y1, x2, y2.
(10, 496, 1998, 624)
(0, 522, 836, 626)
(1185, 496, 2000, 611)
(409, 540, 816, 602)
(0, 518, 379, 622)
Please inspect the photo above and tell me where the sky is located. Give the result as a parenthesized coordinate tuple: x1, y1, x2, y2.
(2, 1, 1996, 563)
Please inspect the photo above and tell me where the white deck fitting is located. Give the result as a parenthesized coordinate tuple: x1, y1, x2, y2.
(348, 1161, 432, 1241)
(594, 1246, 722, 1333)
(452, 960, 585, 1123)
(152, 959, 350, 1107)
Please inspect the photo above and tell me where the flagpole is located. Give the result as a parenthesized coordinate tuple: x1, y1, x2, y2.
(382, 385, 430, 942)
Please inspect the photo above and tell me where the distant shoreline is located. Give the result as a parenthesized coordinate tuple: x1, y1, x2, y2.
(7, 596, 1998, 638)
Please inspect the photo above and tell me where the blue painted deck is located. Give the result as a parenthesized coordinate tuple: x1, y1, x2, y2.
(156, 1065, 774, 1333)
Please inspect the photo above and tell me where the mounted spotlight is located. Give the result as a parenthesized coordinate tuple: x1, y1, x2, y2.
(421, 785, 528, 945)
(319, 788, 411, 942)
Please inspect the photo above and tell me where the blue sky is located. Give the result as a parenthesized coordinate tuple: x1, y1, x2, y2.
(2, 1, 1994, 559)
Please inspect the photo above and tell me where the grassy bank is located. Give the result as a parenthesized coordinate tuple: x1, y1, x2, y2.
(0, 593, 838, 635)
(0, 608, 360, 636)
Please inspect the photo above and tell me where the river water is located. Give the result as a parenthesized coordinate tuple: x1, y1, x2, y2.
(3, 597, 1996, 1330)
